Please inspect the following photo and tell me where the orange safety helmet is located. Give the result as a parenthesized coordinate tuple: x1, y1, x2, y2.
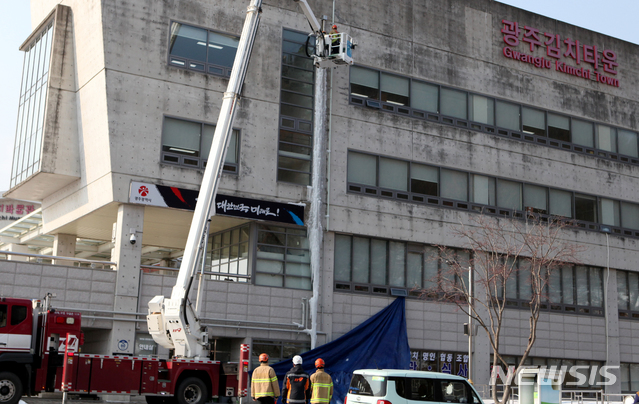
(332, 25, 337, 29)
(315, 358, 325, 368)
(259, 353, 269, 362)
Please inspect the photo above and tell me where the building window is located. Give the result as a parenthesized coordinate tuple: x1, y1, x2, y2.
(335, 233, 603, 316)
(251, 339, 311, 370)
(278, 29, 315, 185)
(161, 116, 239, 172)
(346, 150, 639, 239)
(168, 22, 238, 76)
(411, 81, 438, 113)
(348, 66, 639, 167)
(10, 21, 54, 189)
(620, 363, 639, 393)
(617, 270, 639, 319)
(207, 225, 250, 282)
(255, 224, 310, 289)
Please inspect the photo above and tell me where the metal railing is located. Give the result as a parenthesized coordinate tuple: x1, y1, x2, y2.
(476, 386, 631, 404)
(0, 250, 115, 269)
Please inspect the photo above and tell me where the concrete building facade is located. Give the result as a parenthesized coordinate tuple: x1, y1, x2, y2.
(2, 0, 639, 394)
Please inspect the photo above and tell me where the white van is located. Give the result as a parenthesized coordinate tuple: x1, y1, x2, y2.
(345, 369, 484, 404)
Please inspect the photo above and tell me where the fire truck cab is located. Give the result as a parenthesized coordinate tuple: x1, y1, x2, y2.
(0, 295, 83, 404)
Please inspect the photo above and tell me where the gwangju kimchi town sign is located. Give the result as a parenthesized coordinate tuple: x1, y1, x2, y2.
(501, 19, 620, 87)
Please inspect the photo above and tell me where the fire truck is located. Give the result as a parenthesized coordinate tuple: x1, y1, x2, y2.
(0, 1, 353, 404)
(0, 293, 249, 404)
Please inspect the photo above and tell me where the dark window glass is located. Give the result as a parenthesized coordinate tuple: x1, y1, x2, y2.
(161, 117, 238, 171)
(350, 66, 379, 100)
(11, 305, 28, 326)
(348, 374, 387, 396)
(169, 22, 237, 76)
(381, 73, 409, 106)
(548, 113, 570, 142)
(0, 305, 6, 328)
(575, 194, 597, 222)
(411, 164, 438, 196)
(409, 378, 436, 401)
(207, 31, 239, 69)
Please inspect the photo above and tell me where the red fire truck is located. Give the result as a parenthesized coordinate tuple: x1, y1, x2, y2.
(0, 294, 249, 404)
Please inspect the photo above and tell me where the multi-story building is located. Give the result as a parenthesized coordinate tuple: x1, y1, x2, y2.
(2, 0, 639, 393)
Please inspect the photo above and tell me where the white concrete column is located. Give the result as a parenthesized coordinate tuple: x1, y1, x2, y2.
(108, 204, 144, 355)
(52, 233, 76, 265)
(604, 267, 621, 394)
(5, 244, 30, 262)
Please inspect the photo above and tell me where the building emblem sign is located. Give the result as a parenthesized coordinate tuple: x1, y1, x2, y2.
(501, 19, 620, 87)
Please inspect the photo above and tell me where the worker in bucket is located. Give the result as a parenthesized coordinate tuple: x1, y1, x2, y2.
(310, 358, 333, 404)
(252, 353, 280, 404)
(329, 24, 340, 54)
(282, 355, 312, 404)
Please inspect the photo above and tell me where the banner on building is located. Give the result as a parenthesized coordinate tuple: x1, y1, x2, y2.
(129, 181, 305, 226)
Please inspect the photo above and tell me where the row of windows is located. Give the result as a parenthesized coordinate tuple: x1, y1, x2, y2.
(205, 224, 311, 290)
(251, 339, 310, 370)
(11, 21, 53, 189)
(334, 234, 605, 316)
(168, 21, 239, 76)
(161, 116, 239, 172)
(278, 29, 315, 186)
(494, 355, 606, 390)
(617, 270, 639, 319)
(347, 151, 639, 238)
(349, 66, 639, 166)
(207, 224, 250, 282)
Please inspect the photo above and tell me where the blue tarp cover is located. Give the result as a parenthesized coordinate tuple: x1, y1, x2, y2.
(269, 297, 410, 404)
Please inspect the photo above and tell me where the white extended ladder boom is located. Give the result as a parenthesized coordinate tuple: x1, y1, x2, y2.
(147, 0, 263, 359)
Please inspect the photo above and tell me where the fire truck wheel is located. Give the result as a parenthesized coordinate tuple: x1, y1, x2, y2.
(0, 371, 23, 404)
(176, 377, 208, 404)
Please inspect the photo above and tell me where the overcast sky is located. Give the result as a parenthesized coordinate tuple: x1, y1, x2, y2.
(1, 1, 638, 193)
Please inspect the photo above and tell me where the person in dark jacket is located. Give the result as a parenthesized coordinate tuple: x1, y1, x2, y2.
(282, 355, 312, 404)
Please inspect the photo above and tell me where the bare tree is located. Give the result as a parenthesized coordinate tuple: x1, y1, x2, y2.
(421, 214, 585, 404)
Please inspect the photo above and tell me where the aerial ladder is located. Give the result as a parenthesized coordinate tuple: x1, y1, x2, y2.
(147, 0, 355, 358)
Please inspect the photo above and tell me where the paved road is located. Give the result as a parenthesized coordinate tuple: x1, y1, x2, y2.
(21, 395, 147, 404)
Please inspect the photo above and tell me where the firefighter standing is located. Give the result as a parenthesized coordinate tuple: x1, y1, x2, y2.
(310, 358, 333, 404)
(252, 353, 280, 404)
(282, 355, 312, 404)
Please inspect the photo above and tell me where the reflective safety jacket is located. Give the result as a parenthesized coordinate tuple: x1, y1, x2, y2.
(251, 363, 280, 399)
(282, 365, 312, 404)
(310, 369, 333, 404)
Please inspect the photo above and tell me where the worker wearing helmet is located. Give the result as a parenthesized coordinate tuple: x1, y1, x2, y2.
(329, 24, 340, 54)
(282, 355, 312, 404)
(310, 359, 333, 404)
(251, 353, 280, 404)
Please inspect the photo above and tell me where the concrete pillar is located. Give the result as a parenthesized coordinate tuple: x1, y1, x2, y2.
(108, 204, 144, 355)
(472, 269, 491, 386)
(52, 233, 76, 265)
(5, 244, 30, 262)
(604, 268, 621, 394)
